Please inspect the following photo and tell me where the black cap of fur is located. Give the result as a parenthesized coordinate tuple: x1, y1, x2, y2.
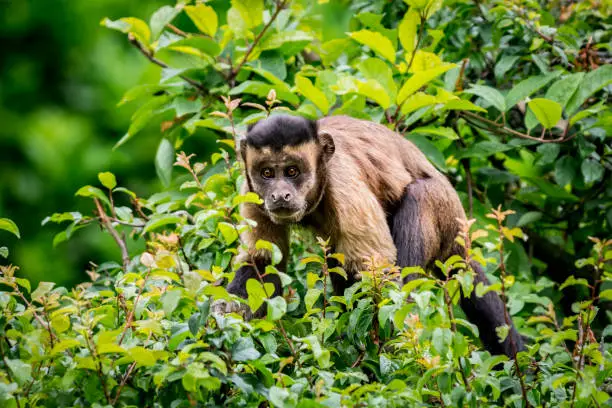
(246, 115, 318, 150)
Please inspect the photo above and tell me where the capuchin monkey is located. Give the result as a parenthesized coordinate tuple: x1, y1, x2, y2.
(217, 114, 523, 357)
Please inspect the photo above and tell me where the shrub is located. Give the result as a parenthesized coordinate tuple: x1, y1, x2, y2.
(1, 0, 611, 407)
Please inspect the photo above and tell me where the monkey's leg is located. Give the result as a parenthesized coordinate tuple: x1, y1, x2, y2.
(390, 180, 523, 357)
(459, 261, 525, 356)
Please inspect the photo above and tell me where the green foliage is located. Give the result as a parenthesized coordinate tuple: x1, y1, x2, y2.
(1, 0, 612, 406)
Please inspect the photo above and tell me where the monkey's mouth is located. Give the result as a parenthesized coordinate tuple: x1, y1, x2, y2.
(266, 206, 305, 223)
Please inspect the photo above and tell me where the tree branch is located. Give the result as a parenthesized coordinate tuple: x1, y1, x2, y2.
(127, 34, 206, 92)
(227, 0, 289, 84)
(94, 198, 130, 271)
(460, 111, 577, 143)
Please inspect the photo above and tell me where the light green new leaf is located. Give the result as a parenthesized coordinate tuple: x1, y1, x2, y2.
(397, 64, 455, 104)
(98, 172, 117, 190)
(246, 279, 274, 313)
(231, 0, 263, 29)
(31, 281, 55, 300)
(443, 99, 487, 113)
(130, 346, 157, 367)
(155, 138, 174, 187)
(528, 98, 562, 129)
(5, 359, 32, 385)
(142, 214, 184, 234)
(463, 84, 506, 112)
(356, 79, 390, 109)
(305, 288, 322, 311)
(295, 75, 330, 114)
(255, 240, 283, 265)
(350, 30, 396, 63)
(161, 289, 182, 317)
(0, 218, 20, 238)
(218, 222, 239, 245)
(75, 185, 111, 208)
(401, 92, 438, 115)
(184, 4, 218, 37)
(149, 6, 180, 39)
(266, 296, 287, 321)
(101, 17, 151, 46)
(399, 10, 419, 56)
(410, 126, 458, 140)
(358, 58, 397, 102)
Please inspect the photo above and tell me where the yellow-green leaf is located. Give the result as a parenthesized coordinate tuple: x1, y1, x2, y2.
(98, 172, 117, 190)
(0, 218, 20, 238)
(295, 75, 330, 114)
(400, 92, 438, 115)
(350, 30, 396, 63)
(399, 10, 419, 56)
(528, 98, 562, 129)
(246, 279, 274, 312)
(130, 346, 157, 367)
(356, 79, 391, 109)
(397, 64, 455, 104)
(184, 4, 218, 37)
(218, 222, 239, 245)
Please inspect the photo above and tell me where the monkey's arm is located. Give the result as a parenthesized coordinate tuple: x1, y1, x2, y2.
(220, 186, 289, 318)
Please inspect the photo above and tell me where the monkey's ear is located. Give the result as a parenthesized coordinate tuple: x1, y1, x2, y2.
(318, 130, 335, 160)
(238, 139, 248, 163)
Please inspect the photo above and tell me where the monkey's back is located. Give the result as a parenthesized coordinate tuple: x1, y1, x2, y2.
(318, 115, 466, 261)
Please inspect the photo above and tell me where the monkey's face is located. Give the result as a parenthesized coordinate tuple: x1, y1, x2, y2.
(244, 143, 322, 224)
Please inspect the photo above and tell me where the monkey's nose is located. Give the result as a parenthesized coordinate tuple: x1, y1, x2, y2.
(283, 192, 292, 201)
(271, 192, 292, 202)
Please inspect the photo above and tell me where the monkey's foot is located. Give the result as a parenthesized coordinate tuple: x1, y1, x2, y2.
(211, 299, 251, 318)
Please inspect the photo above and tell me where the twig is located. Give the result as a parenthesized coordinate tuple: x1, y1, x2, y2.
(113, 361, 137, 404)
(94, 198, 130, 271)
(117, 267, 152, 346)
(127, 34, 206, 92)
(227, 0, 289, 84)
(14, 288, 57, 346)
(460, 111, 577, 143)
(166, 23, 188, 37)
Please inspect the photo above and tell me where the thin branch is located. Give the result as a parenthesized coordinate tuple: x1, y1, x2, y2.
(127, 34, 206, 92)
(113, 361, 137, 404)
(227, 0, 289, 84)
(460, 111, 577, 143)
(117, 267, 152, 346)
(166, 23, 188, 37)
(94, 198, 130, 271)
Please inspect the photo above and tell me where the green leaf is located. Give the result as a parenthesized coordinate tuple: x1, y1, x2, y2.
(130, 346, 157, 367)
(399, 10, 419, 56)
(443, 99, 487, 113)
(161, 289, 182, 317)
(398, 64, 455, 104)
(525, 177, 579, 201)
(350, 30, 396, 63)
(266, 296, 286, 321)
(495, 324, 510, 342)
(405, 134, 447, 171)
(554, 155, 577, 187)
(101, 17, 151, 46)
(295, 75, 329, 114)
(356, 79, 390, 109)
(545, 72, 585, 111)
(566, 65, 612, 116)
(358, 58, 397, 102)
(400, 92, 438, 115)
(184, 4, 218, 37)
(218, 222, 239, 245)
(232, 337, 261, 362)
(494, 55, 520, 82)
(581, 159, 604, 184)
(0, 247, 8, 258)
(142, 214, 184, 234)
(0, 218, 20, 238)
(232, 192, 263, 207)
(31, 282, 55, 300)
(559, 276, 589, 291)
(528, 98, 562, 129)
(410, 126, 458, 140)
(5, 359, 32, 385)
(463, 84, 506, 112)
(98, 172, 117, 190)
(149, 6, 180, 40)
(246, 279, 274, 312)
(75, 186, 111, 208)
(305, 288, 322, 311)
(505, 71, 561, 110)
(231, 0, 263, 29)
(155, 138, 174, 187)
(255, 240, 283, 265)
(517, 211, 542, 227)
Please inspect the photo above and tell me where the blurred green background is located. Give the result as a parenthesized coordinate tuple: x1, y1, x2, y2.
(0, 0, 170, 286)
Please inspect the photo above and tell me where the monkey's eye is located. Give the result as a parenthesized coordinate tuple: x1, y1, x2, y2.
(285, 166, 300, 178)
(261, 168, 275, 179)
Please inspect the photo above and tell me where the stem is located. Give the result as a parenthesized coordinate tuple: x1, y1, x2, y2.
(443, 286, 472, 391)
(460, 111, 576, 143)
(496, 217, 529, 407)
(227, 0, 289, 84)
(14, 287, 57, 346)
(117, 267, 152, 346)
(127, 34, 206, 92)
(112, 361, 137, 405)
(94, 198, 130, 272)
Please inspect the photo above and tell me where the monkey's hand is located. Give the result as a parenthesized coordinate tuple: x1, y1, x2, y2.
(211, 299, 252, 318)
